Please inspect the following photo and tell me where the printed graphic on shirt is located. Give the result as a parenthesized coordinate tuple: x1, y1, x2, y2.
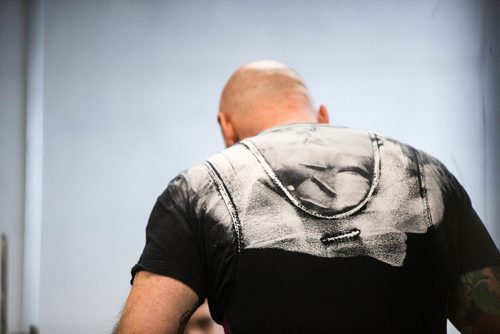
(204, 125, 447, 267)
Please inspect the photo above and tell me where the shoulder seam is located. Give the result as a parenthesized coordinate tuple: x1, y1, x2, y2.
(415, 149, 433, 229)
(203, 161, 242, 252)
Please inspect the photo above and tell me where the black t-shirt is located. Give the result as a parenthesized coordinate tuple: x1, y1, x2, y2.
(131, 124, 500, 333)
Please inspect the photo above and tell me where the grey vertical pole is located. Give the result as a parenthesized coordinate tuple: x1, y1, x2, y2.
(22, 0, 44, 331)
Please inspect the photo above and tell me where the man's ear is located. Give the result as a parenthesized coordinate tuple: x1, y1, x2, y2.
(217, 112, 237, 147)
(317, 104, 330, 124)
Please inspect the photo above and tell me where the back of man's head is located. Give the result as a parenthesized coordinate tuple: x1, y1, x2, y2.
(217, 60, 329, 147)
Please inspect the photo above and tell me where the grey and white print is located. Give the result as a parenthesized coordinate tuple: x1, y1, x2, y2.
(196, 124, 450, 267)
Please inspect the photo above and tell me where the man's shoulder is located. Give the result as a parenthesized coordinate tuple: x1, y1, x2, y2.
(170, 124, 461, 206)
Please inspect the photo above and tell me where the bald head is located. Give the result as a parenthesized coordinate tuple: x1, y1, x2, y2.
(218, 60, 329, 147)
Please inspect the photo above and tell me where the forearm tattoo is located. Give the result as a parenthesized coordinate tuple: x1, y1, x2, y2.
(450, 266, 500, 333)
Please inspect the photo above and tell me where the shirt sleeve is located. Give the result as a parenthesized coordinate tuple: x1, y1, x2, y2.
(130, 173, 205, 299)
(452, 176, 500, 274)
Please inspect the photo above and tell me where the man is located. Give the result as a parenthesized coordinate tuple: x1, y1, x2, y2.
(115, 60, 500, 333)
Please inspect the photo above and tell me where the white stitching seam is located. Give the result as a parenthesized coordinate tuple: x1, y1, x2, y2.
(321, 228, 361, 245)
(415, 150, 433, 229)
(203, 161, 242, 252)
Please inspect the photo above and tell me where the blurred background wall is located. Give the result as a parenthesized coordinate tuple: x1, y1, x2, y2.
(0, 0, 498, 333)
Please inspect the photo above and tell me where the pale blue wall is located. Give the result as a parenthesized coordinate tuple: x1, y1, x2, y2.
(1, 0, 498, 333)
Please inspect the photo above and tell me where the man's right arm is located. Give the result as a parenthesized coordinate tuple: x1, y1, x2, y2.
(114, 271, 200, 334)
(449, 266, 500, 333)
